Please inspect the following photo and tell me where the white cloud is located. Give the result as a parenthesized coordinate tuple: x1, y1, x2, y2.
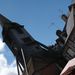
(0, 38, 5, 52)
(0, 38, 22, 75)
(10, 60, 16, 67)
(0, 54, 7, 67)
(0, 54, 18, 75)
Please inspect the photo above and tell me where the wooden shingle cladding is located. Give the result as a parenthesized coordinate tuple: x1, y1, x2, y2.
(63, 4, 75, 61)
(23, 56, 57, 75)
(55, 4, 75, 74)
(63, 28, 75, 60)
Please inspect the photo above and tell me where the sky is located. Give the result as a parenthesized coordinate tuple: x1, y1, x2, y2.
(0, 0, 72, 75)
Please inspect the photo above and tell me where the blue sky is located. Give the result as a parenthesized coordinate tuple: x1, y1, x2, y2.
(0, 0, 72, 74)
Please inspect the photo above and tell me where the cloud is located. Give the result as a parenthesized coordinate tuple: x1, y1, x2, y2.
(0, 54, 18, 75)
(0, 38, 5, 52)
(0, 38, 22, 75)
(10, 60, 16, 67)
